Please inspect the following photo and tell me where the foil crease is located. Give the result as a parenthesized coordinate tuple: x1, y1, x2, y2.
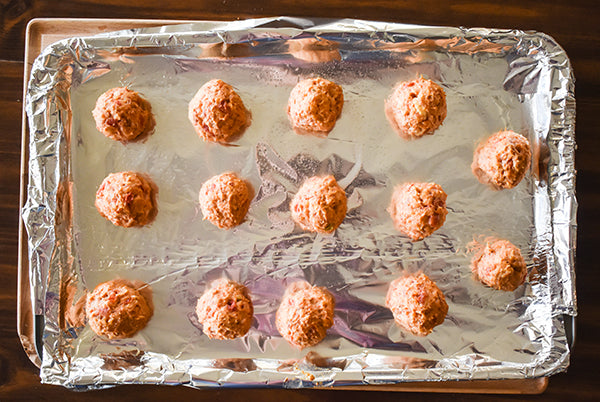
(23, 17, 577, 389)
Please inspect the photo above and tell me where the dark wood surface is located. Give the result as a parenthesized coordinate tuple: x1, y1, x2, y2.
(1, 1, 598, 400)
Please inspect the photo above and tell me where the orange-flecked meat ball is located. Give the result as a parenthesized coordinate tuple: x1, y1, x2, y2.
(472, 130, 531, 190)
(196, 279, 254, 340)
(198, 172, 251, 229)
(95, 171, 158, 228)
(276, 281, 335, 349)
(92, 87, 155, 143)
(386, 273, 448, 336)
(388, 182, 448, 241)
(471, 239, 527, 291)
(86, 279, 153, 339)
(385, 77, 447, 139)
(188, 79, 251, 143)
(287, 77, 344, 136)
(290, 175, 347, 234)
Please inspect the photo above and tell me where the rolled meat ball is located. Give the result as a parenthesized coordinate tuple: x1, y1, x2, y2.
(92, 87, 155, 143)
(86, 279, 153, 339)
(386, 273, 448, 336)
(196, 278, 254, 340)
(287, 77, 344, 136)
(95, 171, 158, 228)
(385, 77, 447, 139)
(276, 281, 336, 348)
(188, 79, 251, 143)
(290, 175, 347, 234)
(198, 172, 251, 229)
(388, 182, 448, 241)
(472, 130, 531, 189)
(471, 239, 527, 291)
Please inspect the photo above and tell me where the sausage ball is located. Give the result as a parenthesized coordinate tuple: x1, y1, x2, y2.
(386, 273, 448, 336)
(276, 281, 336, 349)
(388, 182, 448, 241)
(472, 130, 531, 189)
(290, 175, 347, 234)
(196, 279, 254, 340)
(188, 79, 251, 143)
(287, 77, 344, 136)
(95, 171, 158, 228)
(198, 172, 251, 229)
(92, 87, 155, 143)
(385, 77, 447, 139)
(86, 279, 153, 339)
(471, 239, 527, 291)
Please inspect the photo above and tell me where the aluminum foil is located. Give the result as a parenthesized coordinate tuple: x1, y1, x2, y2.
(23, 17, 577, 389)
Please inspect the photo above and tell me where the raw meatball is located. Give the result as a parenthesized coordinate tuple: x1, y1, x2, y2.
(86, 279, 153, 339)
(386, 273, 448, 336)
(95, 171, 158, 228)
(196, 279, 254, 340)
(92, 87, 155, 143)
(287, 77, 344, 136)
(472, 130, 531, 189)
(388, 182, 448, 241)
(188, 79, 251, 143)
(290, 175, 347, 234)
(471, 239, 527, 291)
(385, 77, 447, 139)
(276, 281, 335, 348)
(198, 172, 251, 229)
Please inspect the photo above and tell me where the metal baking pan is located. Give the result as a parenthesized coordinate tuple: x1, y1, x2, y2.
(22, 17, 576, 389)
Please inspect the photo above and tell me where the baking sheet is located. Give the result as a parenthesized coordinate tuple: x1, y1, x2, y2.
(23, 17, 576, 388)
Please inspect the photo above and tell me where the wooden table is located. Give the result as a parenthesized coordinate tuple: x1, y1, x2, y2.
(1, 2, 598, 400)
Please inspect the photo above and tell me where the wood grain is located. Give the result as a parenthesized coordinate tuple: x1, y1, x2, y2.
(1, 1, 599, 400)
